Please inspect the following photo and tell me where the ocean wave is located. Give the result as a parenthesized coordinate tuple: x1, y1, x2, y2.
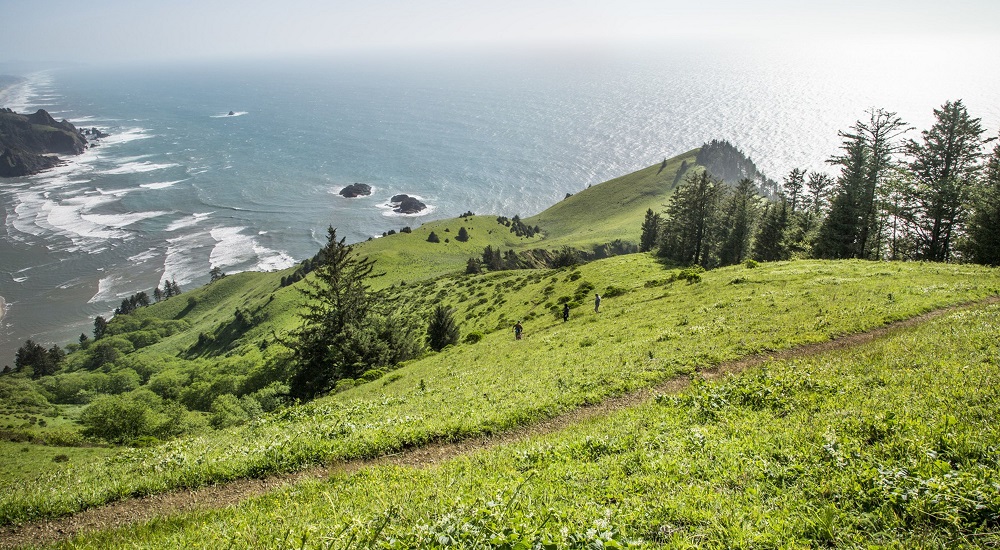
(81, 210, 169, 229)
(209, 227, 258, 268)
(162, 231, 214, 287)
(165, 212, 213, 232)
(100, 161, 179, 175)
(140, 179, 188, 190)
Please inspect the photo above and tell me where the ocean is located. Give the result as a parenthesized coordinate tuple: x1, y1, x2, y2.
(1, 44, 998, 365)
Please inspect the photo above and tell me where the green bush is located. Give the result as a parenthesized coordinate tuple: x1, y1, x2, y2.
(463, 331, 484, 344)
(359, 369, 387, 382)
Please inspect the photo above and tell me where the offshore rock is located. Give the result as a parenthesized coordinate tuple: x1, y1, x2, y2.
(389, 194, 426, 214)
(339, 183, 373, 197)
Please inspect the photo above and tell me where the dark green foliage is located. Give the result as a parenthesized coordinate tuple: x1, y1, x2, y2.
(697, 139, 779, 197)
(209, 266, 227, 282)
(93, 316, 108, 340)
(752, 198, 791, 262)
(658, 171, 723, 267)
(114, 291, 150, 316)
(481, 245, 503, 271)
(967, 136, 1000, 265)
(553, 247, 577, 268)
(288, 227, 421, 399)
(426, 305, 460, 352)
(717, 178, 761, 266)
(426, 231, 440, 243)
(816, 108, 909, 260)
(901, 100, 986, 261)
(496, 215, 540, 238)
(465, 257, 482, 274)
(14, 340, 63, 379)
(639, 208, 660, 252)
(79, 390, 191, 444)
(783, 168, 806, 213)
(456, 226, 470, 242)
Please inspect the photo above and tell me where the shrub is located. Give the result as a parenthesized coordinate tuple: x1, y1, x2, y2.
(427, 232, 440, 243)
(463, 331, 484, 344)
(334, 379, 356, 393)
(427, 305, 461, 351)
(359, 369, 387, 382)
(744, 258, 759, 269)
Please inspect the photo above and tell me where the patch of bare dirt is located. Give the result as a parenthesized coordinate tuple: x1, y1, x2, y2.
(3, 296, 995, 549)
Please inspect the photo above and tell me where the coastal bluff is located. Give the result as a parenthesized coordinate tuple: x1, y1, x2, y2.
(0, 108, 89, 177)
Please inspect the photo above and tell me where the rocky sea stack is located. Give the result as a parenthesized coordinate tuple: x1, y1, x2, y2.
(339, 183, 373, 198)
(0, 108, 90, 178)
(389, 194, 427, 214)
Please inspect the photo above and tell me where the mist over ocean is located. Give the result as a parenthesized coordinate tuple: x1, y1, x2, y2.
(1, 45, 998, 364)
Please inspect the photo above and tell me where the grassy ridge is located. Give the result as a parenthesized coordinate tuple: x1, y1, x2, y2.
(57, 299, 1000, 547)
(2, 258, 998, 526)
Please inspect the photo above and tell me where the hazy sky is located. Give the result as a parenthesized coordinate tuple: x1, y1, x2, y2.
(2, 0, 999, 64)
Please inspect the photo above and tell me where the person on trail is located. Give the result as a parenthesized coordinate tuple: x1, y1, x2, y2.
(563, 303, 570, 322)
(594, 293, 601, 313)
(513, 321, 523, 340)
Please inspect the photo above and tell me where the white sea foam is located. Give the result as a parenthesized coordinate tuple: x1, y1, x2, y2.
(140, 179, 188, 190)
(162, 232, 214, 287)
(101, 161, 178, 175)
(81, 210, 169, 229)
(209, 227, 257, 268)
(12, 276, 28, 283)
(89, 272, 134, 303)
(128, 248, 160, 263)
(165, 212, 213, 232)
(254, 245, 296, 272)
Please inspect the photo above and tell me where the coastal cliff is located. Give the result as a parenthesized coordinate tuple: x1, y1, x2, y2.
(0, 107, 89, 177)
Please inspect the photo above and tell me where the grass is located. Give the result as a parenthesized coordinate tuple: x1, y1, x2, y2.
(52, 296, 1000, 548)
(2, 257, 998, 526)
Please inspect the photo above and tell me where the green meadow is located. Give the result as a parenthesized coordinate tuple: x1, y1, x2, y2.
(2, 256, 998, 529)
(49, 294, 1000, 548)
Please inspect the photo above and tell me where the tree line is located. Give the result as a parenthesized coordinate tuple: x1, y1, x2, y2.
(648, 101, 1000, 267)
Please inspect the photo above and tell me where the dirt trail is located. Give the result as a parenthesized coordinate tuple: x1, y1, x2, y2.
(4, 296, 996, 549)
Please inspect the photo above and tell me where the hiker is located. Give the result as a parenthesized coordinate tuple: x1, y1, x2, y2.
(563, 303, 570, 322)
(513, 321, 523, 340)
(594, 293, 601, 313)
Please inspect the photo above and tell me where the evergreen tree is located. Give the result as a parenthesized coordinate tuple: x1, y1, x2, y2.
(426, 305, 460, 352)
(805, 171, 834, 216)
(14, 340, 62, 378)
(717, 178, 761, 266)
(93, 316, 108, 340)
(752, 198, 791, 262)
(465, 257, 482, 274)
(153, 286, 163, 303)
(815, 131, 870, 258)
(902, 100, 986, 261)
(288, 227, 420, 399)
(658, 171, 723, 266)
(481, 245, 503, 271)
(967, 135, 1000, 265)
(783, 168, 806, 213)
(210, 266, 227, 282)
(427, 231, 440, 243)
(456, 227, 470, 242)
(639, 208, 661, 252)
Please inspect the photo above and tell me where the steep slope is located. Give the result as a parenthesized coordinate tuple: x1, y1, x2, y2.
(526, 148, 698, 247)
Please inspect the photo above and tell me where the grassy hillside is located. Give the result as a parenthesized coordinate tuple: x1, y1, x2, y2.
(62, 299, 1000, 548)
(526, 150, 697, 247)
(2, 258, 998, 527)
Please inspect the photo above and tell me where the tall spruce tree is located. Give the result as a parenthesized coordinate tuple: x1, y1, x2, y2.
(902, 100, 986, 261)
(639, 208, 661, 252)
(717, 178, 760, 266)
(817, 109, 908, 260)
(783, 168, 806, 213)
(658, 171, 722, 266)
(752, 197, 791, 262)
(289, 227, 420, 399)
(967, 135, 1000, 265)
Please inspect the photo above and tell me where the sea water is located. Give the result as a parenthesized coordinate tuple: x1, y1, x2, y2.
(1, 44, 998, 364)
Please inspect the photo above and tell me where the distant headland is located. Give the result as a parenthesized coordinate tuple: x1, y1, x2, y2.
(0, 107, 103, 178)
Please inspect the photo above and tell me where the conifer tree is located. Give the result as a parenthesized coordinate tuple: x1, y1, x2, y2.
(717, 178, 761, 266)
(456, 227, 470, 242)
(426, 305, 460, 352)
(93, 316, 108, 340)
(639, 208, 661, 252)
(658, 171, 722, 266)
(783, 168, 806, 213)
(902, 100, 986, 261)
(967, 135, 1000, 265)
(752, 198, 791, 262)
(289, 227, 420, 399)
